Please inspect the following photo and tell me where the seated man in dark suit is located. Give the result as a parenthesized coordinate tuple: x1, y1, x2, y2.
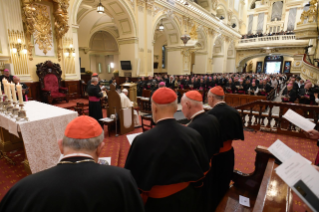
(0, 69, 14, 91)
(13, 76, 29, 101)
(0, 116, 144, 212)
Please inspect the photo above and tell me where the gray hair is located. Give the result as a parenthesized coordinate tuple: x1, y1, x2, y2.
(182, 94, 203, 107)
(62, 131, 104, 151)
(151, 99, 178, 110)
(208, 91, 224, 101)
(91, 77, 98, 83)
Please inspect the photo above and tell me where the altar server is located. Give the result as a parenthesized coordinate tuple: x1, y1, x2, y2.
(181, 90, 221, 212)
(125, 87, 209, 212)
(0, 116, 144, 212)
(207, 86, 244, 210)
(87, 77, 103, 125)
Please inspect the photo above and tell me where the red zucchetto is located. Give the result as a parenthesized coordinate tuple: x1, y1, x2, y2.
(65, 115, 102, 139)
(185, 90, 202, 102)
(92, 73, 98, 77)
(210, 86, 224, 96)
(152, 87, 177, 104)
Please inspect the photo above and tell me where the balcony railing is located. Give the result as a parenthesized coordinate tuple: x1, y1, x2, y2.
(238, 35, 296, 44)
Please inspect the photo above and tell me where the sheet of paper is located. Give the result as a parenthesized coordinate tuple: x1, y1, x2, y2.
(126, 132, 142, 145)
(268, 139, 312, 165)
(98, 157, 111, 165)
(276, 154, 319, 192)
(239, 195, 250, 207)
(268, 139, 296, 163)
(99, 117, 114, 122)
(283, 109, 315, 132)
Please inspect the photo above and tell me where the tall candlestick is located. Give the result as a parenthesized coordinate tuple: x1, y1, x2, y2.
(16, 83, 23, 104)
(3, 79, 6, 96)
(7, 83, 12, 101)
(11, 83, 17, 102)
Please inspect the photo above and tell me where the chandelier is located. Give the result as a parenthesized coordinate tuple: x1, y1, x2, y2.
(159, 20, 164, 31)
(97, 0, 105, 14)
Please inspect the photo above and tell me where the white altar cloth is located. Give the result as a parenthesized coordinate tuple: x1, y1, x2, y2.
(0, 101, 78, 173)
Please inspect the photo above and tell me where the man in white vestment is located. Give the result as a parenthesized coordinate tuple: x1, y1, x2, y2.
(120, 89, 140, 127)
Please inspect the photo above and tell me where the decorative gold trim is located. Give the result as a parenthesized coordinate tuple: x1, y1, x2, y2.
(33, 4, 53, 55)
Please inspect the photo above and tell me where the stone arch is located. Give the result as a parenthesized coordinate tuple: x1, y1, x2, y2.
(152, 13, 182, 46)
(70, 0, 137, 38)
(213, 35, 225, 56)
(216, 4, 228, 22)
(194, 0, 212, 11)
(89, 31, 119, 53)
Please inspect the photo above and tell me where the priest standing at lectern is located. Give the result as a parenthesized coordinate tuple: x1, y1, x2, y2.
(207, 86, 244, 210)
(125, 87, 209, 212)
(87, 77, 103, 126)
(120, 89, 140, 127)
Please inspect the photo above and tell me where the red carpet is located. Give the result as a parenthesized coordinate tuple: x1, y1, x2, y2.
(0, 109, 317, 211)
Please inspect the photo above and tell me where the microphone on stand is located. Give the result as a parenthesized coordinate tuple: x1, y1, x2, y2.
(114, 107, 119, 137)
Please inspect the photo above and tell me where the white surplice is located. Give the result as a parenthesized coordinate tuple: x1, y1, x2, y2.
(119, 93, 140, 126)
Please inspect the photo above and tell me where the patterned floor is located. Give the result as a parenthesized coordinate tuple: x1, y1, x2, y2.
(1, 127, 317, 211)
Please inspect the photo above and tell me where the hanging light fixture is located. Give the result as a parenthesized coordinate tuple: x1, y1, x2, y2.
(159, 20, 164, 31)
(97, 0, 105, 14)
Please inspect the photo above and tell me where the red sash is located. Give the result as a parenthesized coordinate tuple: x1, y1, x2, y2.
(89, 96, 100, 102)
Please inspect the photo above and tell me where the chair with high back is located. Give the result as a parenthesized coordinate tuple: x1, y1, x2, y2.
(36, 60, 69, 104)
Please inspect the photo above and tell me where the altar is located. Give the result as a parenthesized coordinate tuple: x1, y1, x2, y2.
(0, 101, 78, 174)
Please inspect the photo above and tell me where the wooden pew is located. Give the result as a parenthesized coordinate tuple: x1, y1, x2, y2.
(216, 146, 293, 212)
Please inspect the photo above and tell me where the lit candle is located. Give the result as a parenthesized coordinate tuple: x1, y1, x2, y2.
(7, 82, 12, 101)
(16, 83, 23, 104)
(11, 82, 17, 102)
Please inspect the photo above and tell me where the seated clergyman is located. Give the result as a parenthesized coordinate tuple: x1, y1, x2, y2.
(120, 88, 140, 127)
(0, 116, 144, 212)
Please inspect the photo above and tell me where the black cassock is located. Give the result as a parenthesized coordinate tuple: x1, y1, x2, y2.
(0, 157, 144, 212)
(188, 112, 221, 212)
(207, 103, 244, 210)
(87, 84, 103, 124)
(125, 119, 209, 212)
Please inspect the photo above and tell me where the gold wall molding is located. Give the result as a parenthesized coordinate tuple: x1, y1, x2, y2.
(118, 38, 138, 45)
(33, 4, 53, 55)
(21, 0, 70, 62)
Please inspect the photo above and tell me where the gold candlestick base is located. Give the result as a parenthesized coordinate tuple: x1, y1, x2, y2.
(5, 100, 13, 116)
(16, 103, 28, 121)
(12, 102, 19, 117)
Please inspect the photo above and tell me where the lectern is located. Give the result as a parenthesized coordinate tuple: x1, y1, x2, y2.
(120, 83, 137, 106)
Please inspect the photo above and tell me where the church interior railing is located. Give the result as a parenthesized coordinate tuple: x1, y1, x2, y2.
(238, 35, 296, 44)
(235, 100, 319, 138)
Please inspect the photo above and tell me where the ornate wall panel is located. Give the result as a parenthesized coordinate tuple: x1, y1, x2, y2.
(287, 8, 297, 31)
(33, 4, 55, 57)
(271, 1, 283, 21)
(248, 15, 253, 34)
(8, 30, 29, 76)
(257, 13, 264, 33)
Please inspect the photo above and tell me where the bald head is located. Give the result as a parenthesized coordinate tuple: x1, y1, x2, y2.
(181, 94, 203, 120)
(151, 100, 177, 123)
(13, 76, 20, 84)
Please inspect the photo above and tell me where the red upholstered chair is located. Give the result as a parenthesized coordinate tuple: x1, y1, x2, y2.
(36, 60, 69, 104)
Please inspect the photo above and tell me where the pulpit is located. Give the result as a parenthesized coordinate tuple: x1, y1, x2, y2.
(121, 83, 137, 106)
